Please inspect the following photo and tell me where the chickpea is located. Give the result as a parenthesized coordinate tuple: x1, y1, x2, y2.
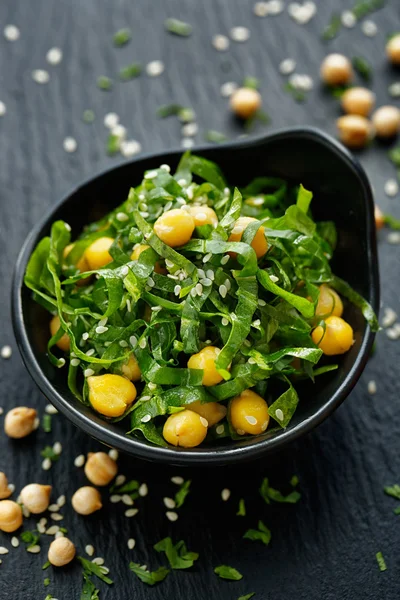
(121, 355, 141, 382)
(187, 346, 226, 386)
(4, 407, 37, 439)
(230, 389, 270, 435)
(188, 205, 218, 228)
(0, 473, 11, 500)
(0, 500, 23, 532)
(230, 87, 262, 119)
(20, 483, 52, 514)
(71, 486, 102, 515)
(228, 216, 268, 259)
(130, 243, 165, 274)
(63, 243, 89, 273)
(84, 452, 118, 486)
(320, 53, 353, 86)
(375, 204, 385, 230)
(336, 115, 373, 148)
(341, 87, 375, 117)
(163, 410, 208, 448)
(153, 209, 195, 248)
(312, 315, 354, 355)
(87, 374, 137, 418)
(372, 105, 400, 138)
(315, 284, 343, 318)
(386, 34, 400, 65)
(187, 400, 227, 427)
(84, 237, 114, 270)
(48, 536, 76, 567)
(50, 315, 70, 352)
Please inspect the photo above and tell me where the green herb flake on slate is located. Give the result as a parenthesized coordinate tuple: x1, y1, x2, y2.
(77, 556, 113, 585)
(243, 76, 260, 90)
(97, 76, 112, 91)
(42, 560, 51, 570)
(237, 498, 246, 516)
(290, 475, 299, 487)
(238, 594, 255, 600)
(164, 18, 192, 37)
(82, 109, 95, 124)
(107, 134, 121, 156)
(376, 551, 387, 572)
(205, 130, 227, 143)
(260, 477, 301, 504)
(283, 82, 306, 102)
(40, 446, 60, 463)
(44, 578, 50, 587)
(243, 520, 271, 546)
(154, 537, 199, 569)
(110, 479, 139, 495)
(393, 505, 400, 515)
(352, 0, 385, 20)
(214, 565, 243, 581)
(81, 571, 100, 600)
(352, 56, 372, 81)
(384, 484, 400, 500)
(20, 530, 41, 548)
(42, 414, 52, 433)
(321, 13, 342, 41)
(113, 28, 132, 47)
(174, 479, 191, 508)
(129, 562, 169, 585)
(156, 104, 195, 122)
(119, 63, 142, 81)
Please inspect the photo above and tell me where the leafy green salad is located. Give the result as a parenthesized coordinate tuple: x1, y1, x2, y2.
(24, 153, 378, 449)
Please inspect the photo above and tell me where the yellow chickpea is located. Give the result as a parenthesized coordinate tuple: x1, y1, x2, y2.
(163, 410, 208, 448)
(372, 106, 400, 138)
(188, 205, 218, 228)
(375, 205, 385, 230)
(71, 486, 102, 515)
(320, 53, 353, 86)
(187, 400, 227, 427)
(230, 88, 262, 119)
(130, 243, 165, 274)
(84, 237, 114, 270)
(121, 355, 141, 382)
(63, 243, 89, 273)
(4, 407, 37, 439)
(315, 284, 343, 318)
(84, 452, 118, 486)
(228, 216, 268, 259)
(48, 537, 76, 567)
(341, 87, 375, 117)
(187, 346, 226, 386)
(87, 374, 137, 418)
(386, 34, 400, 65)
(230, 389, 270, 435)
(0, 500, 23, 532)
(20, 483, 52, 514)
(153, 209, 195, 248)
(50, 315, 70, 352)
(312, 315, 354, 355)
(336, 115, 373, 148)
(0, 473, 12, 500)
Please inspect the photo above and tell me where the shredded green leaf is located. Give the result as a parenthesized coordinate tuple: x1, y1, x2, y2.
(82, 109, 95, 124)
(119, 63, 142, 81)
(113, 28, 131, 47)
(154, 537, 199, 569)
(97, 76, 112, 91)
(214, 565, 243, 580)
(243, 520, 271, 546)
(352, 56, 372, 81)
(376, 551, 387, 572)
(164, 18, 192, 37)
(129, 562, 169, 585)
(174, 479, 191, 508)
(238, 594, 255, 600)
(40, 446, 60, 463)
(260, 477, 301, 504)
(42, 414, 52, 433)
(384, 484, 400, 500)
(205, 130, 228, 143)
(237, 498, 246, 516)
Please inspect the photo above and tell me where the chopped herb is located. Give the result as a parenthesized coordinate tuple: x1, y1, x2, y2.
(110, 479, 140, 494)
(283, 82, 306, 102)
(107, 134, 121, 156)
(81, 571, 100, 600)
(329, 85, 350, 98)
(20, 529, 41, 548)
(393, 506, 400, 515)
(384, 484, 400, 500)
(214, 565, 243, 581)
(119, 63, 142, 81)
(243, 520, 271, 546)
(237, 498, 246, 516)
(164, 18, 192, 37)
(174, 479, 191, 508)
(129, 562, 169, 585)
(243, 76, 260, 90)
(321, 13, 341, 41)
(43, 578, 50, 587)
(352, 56, 372, 81)
(42, 414, 52, 433)
(77, 557, 113, 585)
(97, 76, 112, 91)
(238, 595, 255, 600)
(42, 560, 51, 570)
(82, 109, 95, 124)
(376, 551, 387, 572)
(40, 446, 60, 463)
(352, 0, 385, 20)
(113, 28, 131, 47)
(290, 475, 299, 487)
(154, 537, 199, 569)
(205, 130, 227, 143)
(156, 104, 195, 122)
(260, 478, 301, 504)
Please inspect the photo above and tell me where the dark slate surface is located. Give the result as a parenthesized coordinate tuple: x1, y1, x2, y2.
(0, 1, 399, 598)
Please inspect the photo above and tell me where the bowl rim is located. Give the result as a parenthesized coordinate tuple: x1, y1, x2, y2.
(12, 126, 380, 466)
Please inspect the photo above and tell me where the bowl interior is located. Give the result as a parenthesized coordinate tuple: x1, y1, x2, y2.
(13, 128, 379, 465)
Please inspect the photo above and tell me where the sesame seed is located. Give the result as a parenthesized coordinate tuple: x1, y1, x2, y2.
(141, 414, 151, 423)
(385, 179, 398, 197)
(160, 164, 171, 172)
(139, 338, 147, 349)
(112, 124, 127, 139)
(92, 557, 104, 566)
(146, 60, 164, 76)
(275, 408, 284, 421)
(140, 395, 151, 401)
(127, 538, 136, 550)
(85, 545, 95, 557)
(53, 442, 62, 455)
(220, 81, 238, 97)
(45, 526, 59, 536)
(110, 495, 122, 505)
(382, 307, 397, 328)
(144, 170, 158, 180)
(95, 325, 108, 334)
(0, 547, 9, 555)
(7, 483, 14, 493)
(174, 285, 182, 296)
(341, 10, 356, 27)
(151, 306, 162, 312)
(221, 255, 230, 265)
(252, 319, 261, 328)
(221, 488, 231, 501)
(219, 284, 228, 298)
(4, 25, 20, 41)
(196, 283, 204, 296)
(0, 345, 12, 359)
(190, 288, 197, 297)
(74, 454, 85, 467)
(147, 277, 155, 288)
(388, 82, 400, 98)
(202, 253, 212, 263)
(55, 531, 64, 540)
(267, 0, 284, 15)
(120, 265, 129, 277)
(99, 317, 108, 326)
(245, 415, 257, 425)
(122, 494, 134, 506)
(368, 380, 377, 395)
(11, 537, 19, 548)
(103, 113, 119, 129)
(42, 458, 52, 471)
(200, 278, 212, 287)
(45, 403, 58, 415)
(125, 508, 139, 517)
(386, 326, 400, 340)
(70, 358, 80, 367)
(387, 232, 400, 245)
(51, 513, 63, 521)
(166, 511, 179, 522)
(216, 424, 225, 435)
(253, 2, 270, 17)
(82, 332, 89, 341)
(0, 102, 6, 117)
(261, 420, 269, 432)
(63, 137, 77, 153)
(46, 47, 63, 65)
(130, 335, 138, 348)
(258, 299, 266, 306)
(270, 275, 279, 283)
(84, 368, 95, 378)
(39, 518, 47, 527)
(182, 122, 198, 137)
(164, 497, 176, 509)
(288, 1, 316, 24)
(289, 73, 313, 91)
(171, 476, 184, 485)
(139, 483, 148, 497)
(200, 416, 209, 428)
(230, 26, 250, 42)
(248, 357, 257, 365)
(27, 545, 41, 554)
(37, 523, 46, 534)
(121, 140, 142, 158)
(362, 20, 377, 37)
(116, 212, 129, 222)
(48, 504, 60, 512)
(279, 58, 296, 75)
(57, 495, 66, 507)
(119, 341, 129, 349)
(109, 448, 119, 461)
(181, 138, 194, 149)
(212, 34, 229, 51)
(221, 317, 229, 326)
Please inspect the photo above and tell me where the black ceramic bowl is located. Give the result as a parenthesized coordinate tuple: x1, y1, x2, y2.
(12, 127, 379, 466)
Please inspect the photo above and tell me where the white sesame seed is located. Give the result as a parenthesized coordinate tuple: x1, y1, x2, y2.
(46, 47, 63, 65)
(95, 325, 108, 334)
(181, 138, 194, 149)
(252, 319, 261, 328)
(54, 532, 64, 540)
(138, 483, 148, 497)
(121, 140, 142, 158)
(212, 34, 230, 51)
(0, 345, 12, 359)
(341, 10, 356, 28)
(389, 82, 400, 98)
(45, 403, 58, 415)
(275, 408, 284, 421)
(74, 454, 85, 467)
(196, 283, 204, 296)
(110, 494, 122, 504)
(230, 26, 250, 42)
(220, 81, 238, 97)
(104, 113, 119, 129)
(267, 0, 284, 15)
(385, 179, 398, 197)
(216, 424, 225, 435)
(174, 285, 182, 296)
(219, 284, 228, 298)
(82, 332, 89, 341)
(34, 417, 41, 431)
(199, 416, 209, 428)
(182, 122, 198, 137)
(386, 326, 400, 340)
(258, 299, 266, 306)
(48, 504, 60, 512)
(127, 538, 136, 550)
(388, 232, 400, 245)
(85, 545, 95, 557)
(171, 476, 184, 485)
(39, 518, 47, 527)
(253, 2, 270, 17)
(108, 448, 118, 461)
(42, 458, 52, 471)
(221, 317, 229, 326)
(70, 358, 80, 367)
(27, 545, 41, 554)
(288, 1, 316, 24)
(163, 497, 176, 509)
(11, 537, 19, 548)
(382, 307, 397, 328)
(139, 338, 147, 349)
(245, 415, 257, 425)
(125, 508, 139, 517)
(368, 380, 377, 395)
(0, 101, 6, 117)
(221, 488, 231, 501)
(56, 495, 65, 508)
(146, 60, 164, 76)
(4, 25, 20, 41)
(130, 335, 138, 348)
(190, 288, 197, 297)
(160, 164, 171, 172)
(289, 73, 314, 91)
(7, 483, 14, 493)
(51, 513, 64, 521)
(147, 277, 155, 288)
(0, 547, 9, 555)
(120, 265, 129, 277)
(141, 414, 151, 423)
(202, 253, 213, 263)
(166, 511, 179, 522)
(116, 212, 129, 222)
(92, 557, 104, 566)
(269, 275, 279, 283)
(237, 428, 246, 435)
(140, 396, 151, 402)
(200, 278, 212, 287)
(112, 124, 127, 139)
(37, 523, 46, 534)
(53, 442, 62, 455)
(362, 20, 377, 37)
(122, 494, 134, 506)
(63, 137, 77, 153)
(279, 58, 296, 75)
(248, 357, 257, 365)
